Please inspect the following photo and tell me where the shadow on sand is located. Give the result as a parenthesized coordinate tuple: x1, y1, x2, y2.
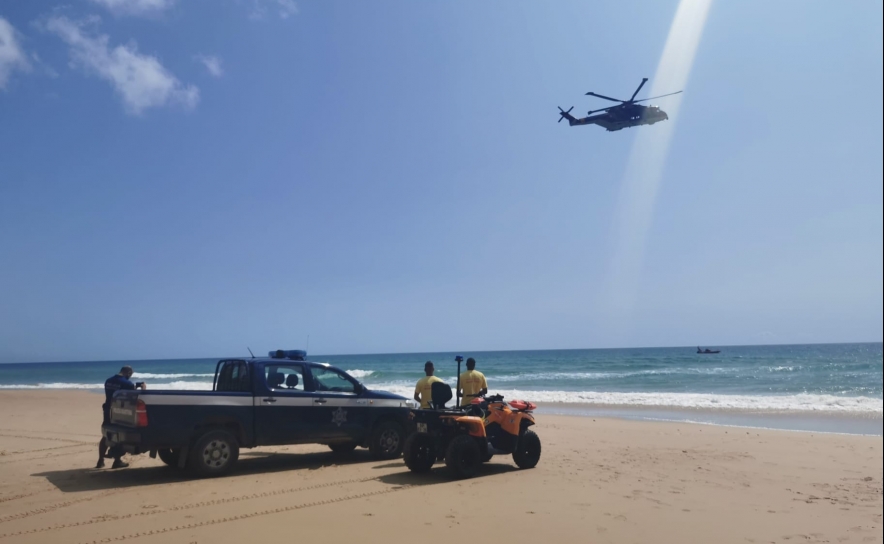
(34, 449, 382, 493)
(375, 462, 519, 487)
(31, 450, 518, 493)
(33, 448, 522, 493)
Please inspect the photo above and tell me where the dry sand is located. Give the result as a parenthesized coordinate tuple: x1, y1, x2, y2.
(0, 390, 880, 544)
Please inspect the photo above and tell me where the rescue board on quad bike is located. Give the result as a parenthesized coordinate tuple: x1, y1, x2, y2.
(508, 399, 537, 411)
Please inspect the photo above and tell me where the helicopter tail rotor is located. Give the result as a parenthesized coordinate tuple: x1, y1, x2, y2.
(558, 106, 575, 123)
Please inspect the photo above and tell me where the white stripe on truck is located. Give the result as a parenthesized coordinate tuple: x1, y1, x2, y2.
(139, 395, 254, 406)
(139, 394, 406, 408)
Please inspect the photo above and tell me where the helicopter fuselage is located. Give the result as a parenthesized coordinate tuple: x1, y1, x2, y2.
(558, 78, 681, 132)
(568, 105, 669, 132)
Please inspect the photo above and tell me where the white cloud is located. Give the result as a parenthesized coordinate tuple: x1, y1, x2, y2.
(194, 54, 223, 77)
(31, 52, 59, 79)
(45, 16, 198, 115)
(274, 0, 299, 19)
(250, 0, 299, 20)
(89, 0, 176, 16)
(0, 17, 31, 90)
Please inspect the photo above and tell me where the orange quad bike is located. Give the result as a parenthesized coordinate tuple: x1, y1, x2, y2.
(404, 381, 541, 479)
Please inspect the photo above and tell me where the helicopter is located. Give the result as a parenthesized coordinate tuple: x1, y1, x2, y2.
(557, 78, 682, 132)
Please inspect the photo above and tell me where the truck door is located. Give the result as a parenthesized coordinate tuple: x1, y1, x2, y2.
(306, 366, 368, 442)
(253, 363, 315, 445)
(213, 360, 257, 446)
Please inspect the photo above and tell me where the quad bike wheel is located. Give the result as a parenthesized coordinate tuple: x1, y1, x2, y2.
(481, 449, 493, 463)
(445, 435, 481, 479)
(512, 429, 541, 469)
(403, 433, 436, 473)
(157, 448, 181, 467)
(328, 442, 358, 454)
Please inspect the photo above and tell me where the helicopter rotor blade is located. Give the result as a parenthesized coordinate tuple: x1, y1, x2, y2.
(632, 90, 683, 103)
(629, 78, 648, 102)
(585, 92, 624, 103)
(587, 104, 623, 115)
(557, 106, 574, 123)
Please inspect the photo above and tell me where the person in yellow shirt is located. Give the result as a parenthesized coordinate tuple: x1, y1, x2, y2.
(414, 361, 444, 409)
(458, 357, 488, 406)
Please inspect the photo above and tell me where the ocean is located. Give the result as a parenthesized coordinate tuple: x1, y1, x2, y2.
(2, 343, 881, 433)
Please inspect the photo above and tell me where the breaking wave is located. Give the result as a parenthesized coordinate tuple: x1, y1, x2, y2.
(368, 384, 883, 414)
(3, 382, 880, 413)
(0, 381, 214, 391)
(132, 373, 214, 379)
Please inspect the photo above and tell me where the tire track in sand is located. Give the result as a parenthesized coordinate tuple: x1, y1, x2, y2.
(75, 484, 414, 544)
(0, 433, 93, 445)
(0, 429, 97, 439)
(1, 443, 96, 456)
(0, 446, 95, 466)
(0, 493, 39, 505)
(0, 475, 388, 539)
(0, 489, 122, 525)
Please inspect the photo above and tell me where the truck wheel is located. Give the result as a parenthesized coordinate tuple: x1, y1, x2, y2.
(368, 421, 404, 459)
(445, 435, 481, 479)
(512, 429, 541, 469)
(188, 430, 239, 477)
(157, 448, 181, 467)
(403, 433, 435, 473)
(329, 442, 358, 454)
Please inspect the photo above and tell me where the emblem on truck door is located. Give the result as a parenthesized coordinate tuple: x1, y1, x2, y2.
(331, 407, 347, 427)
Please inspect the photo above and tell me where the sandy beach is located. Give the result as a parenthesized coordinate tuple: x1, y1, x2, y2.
(0, 390, 880, 544)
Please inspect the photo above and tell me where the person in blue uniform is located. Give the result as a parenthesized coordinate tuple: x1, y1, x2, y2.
(96, 366, 146, 469)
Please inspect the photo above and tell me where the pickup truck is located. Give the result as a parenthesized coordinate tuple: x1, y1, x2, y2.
(102, 351, 415, 476)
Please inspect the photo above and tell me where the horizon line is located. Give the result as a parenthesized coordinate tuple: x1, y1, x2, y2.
(2, 340, 881, 365)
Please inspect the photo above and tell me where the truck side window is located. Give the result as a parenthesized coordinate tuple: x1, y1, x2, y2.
(311, 367, 356, 394)
(216, 361, 250, 392)
(265, 365, 305, 391)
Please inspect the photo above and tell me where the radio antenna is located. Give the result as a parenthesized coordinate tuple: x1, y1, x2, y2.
(247, 347, 255, 359)
(305, 334, 310, 353)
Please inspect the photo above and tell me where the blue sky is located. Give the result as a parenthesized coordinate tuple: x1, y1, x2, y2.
(0, 0, 881, 363)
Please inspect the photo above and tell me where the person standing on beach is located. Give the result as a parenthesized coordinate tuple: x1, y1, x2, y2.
(97, 366, 146, 469)
(414, 361, 443, 409)
(458, 357, 488, 406)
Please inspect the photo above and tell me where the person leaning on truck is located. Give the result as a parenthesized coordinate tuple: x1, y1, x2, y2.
(414, 361, 443, 409)
(96, 366, 146, 469)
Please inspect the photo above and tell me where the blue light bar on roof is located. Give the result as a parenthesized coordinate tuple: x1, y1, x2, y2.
(269, 349, 307, 360)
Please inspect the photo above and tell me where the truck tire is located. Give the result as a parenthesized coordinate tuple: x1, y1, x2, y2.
(368, 421, 404, 459)
(403, 433, 435, 473)
(512, 429, 541, 469)
(444, 434, 481, 479)
(157, 448, 181, 467)
(328, 442, 358, 454)
(188, 430, 239, 477)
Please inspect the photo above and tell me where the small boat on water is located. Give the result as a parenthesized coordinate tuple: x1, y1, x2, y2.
(697, 347, 720, 354)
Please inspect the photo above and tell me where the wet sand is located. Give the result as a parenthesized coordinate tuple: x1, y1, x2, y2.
(537, 403, 884, 435)
(0, 390, 881, 544)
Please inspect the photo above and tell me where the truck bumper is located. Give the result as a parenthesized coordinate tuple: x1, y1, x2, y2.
(101, 424, 143, 454)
